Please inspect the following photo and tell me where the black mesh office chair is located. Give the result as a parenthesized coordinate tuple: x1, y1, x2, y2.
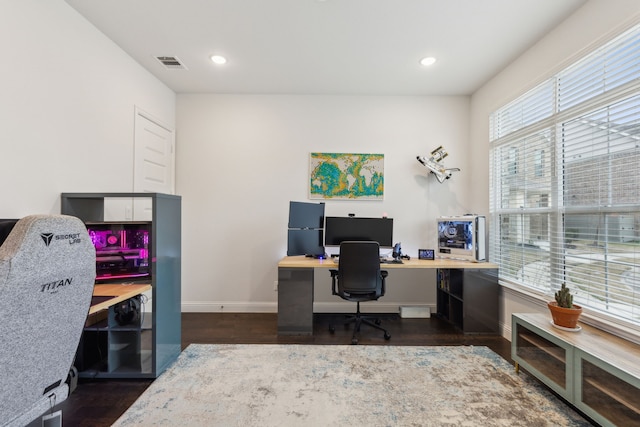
(329, 241, 391, 345)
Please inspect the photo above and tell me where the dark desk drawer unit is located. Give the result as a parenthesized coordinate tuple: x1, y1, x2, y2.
(436, 268, 499, 333)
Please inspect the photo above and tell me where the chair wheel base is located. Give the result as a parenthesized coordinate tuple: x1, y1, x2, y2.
(384, 332, 391, 340)
(351, 338, 358, 345)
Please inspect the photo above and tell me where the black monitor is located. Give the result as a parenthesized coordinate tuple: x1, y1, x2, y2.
(288, 201, 325, 229)
(287, 229, 325, 257)
(0, 219, 18, 247)
(324, 216, 393, 247)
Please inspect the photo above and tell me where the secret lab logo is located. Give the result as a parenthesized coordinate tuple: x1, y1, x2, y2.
(40, 233, 54, 247)
(40, 232, 82, 246)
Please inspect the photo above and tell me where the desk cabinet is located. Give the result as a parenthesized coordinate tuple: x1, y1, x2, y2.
(277, 268, 314, 335)
(62, 192, 181, 379)
(512, 313, 640, 427)
(78, 302, 153, 375)
(436, 268, 499, 333)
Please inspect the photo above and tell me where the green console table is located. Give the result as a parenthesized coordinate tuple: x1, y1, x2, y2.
(512, 313, 640, 427)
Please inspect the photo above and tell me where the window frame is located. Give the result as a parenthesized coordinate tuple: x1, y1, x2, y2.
(489, 24, 640, 335)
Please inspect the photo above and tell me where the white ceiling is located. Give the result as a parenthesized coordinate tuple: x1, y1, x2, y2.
(64, 0, 587, 96)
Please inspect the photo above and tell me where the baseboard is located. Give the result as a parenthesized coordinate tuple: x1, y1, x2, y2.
(182, 301, 436, 314)
(501, 319, 512, 342)
(313, 302, 432, 313)
(181, 302, 277, 312)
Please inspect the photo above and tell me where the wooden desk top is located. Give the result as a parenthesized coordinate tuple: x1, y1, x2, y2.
(90, 283, 152, 315)
(278, 255, 498, 270)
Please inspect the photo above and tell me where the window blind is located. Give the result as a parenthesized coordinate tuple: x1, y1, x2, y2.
(489, 24, 640, 327)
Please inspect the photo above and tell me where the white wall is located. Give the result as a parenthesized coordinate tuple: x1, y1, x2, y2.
(7, 0, 637, 327)
(176, 94, 471, 311)
(469, 0, 640, 338)
(0, 0, 175, 218)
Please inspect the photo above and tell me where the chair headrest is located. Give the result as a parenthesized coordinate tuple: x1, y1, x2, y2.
(0, 214, 96, 275)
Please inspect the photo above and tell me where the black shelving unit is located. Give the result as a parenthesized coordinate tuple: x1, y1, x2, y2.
(62, 192, 181, 379)
(436, 268, 499, 333)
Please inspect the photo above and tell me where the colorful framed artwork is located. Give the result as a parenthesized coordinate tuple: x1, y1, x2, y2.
(309, 152, 384, 200)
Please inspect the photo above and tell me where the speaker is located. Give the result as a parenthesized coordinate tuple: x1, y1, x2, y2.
(114, 296, 141, 326)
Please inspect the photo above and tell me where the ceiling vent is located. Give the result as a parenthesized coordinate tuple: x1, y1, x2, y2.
(155, 56, 187, 70)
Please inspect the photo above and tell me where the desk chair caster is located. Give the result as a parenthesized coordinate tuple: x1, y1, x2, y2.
(328, 315, 392, 345)
(347, 331, 391, 345)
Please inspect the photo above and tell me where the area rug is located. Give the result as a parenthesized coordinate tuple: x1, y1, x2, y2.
(114, 344, 590, 426)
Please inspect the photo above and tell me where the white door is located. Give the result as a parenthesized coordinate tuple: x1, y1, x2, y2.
(133, 107, 175, 220)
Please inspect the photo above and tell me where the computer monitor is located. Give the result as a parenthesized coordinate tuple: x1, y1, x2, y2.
(0, 219, 18, 247)
(287, 229, 325, 257)
(288, 201, 325, 229)
(324, 216, 393, 247)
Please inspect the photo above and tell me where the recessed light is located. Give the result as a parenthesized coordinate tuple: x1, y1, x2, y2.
(420, 57, 437, 67)
(210, 55, 227, 65)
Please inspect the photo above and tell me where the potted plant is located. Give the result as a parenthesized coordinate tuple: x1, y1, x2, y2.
(548, 283, 582, 329)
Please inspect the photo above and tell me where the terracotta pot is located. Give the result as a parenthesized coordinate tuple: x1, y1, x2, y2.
(548, 301, 582, 329)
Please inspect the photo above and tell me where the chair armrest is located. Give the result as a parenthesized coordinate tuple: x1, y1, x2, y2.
(329, 269, 338, 295)
(380, 270, 388, 296)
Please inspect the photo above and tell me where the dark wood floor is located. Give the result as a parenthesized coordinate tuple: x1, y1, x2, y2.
(55, 313, 513, 426)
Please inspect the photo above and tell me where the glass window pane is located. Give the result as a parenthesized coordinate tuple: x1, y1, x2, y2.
(490, 80, 554, 141)
(490, 23, 640, 328)
(562, 94, 640, 208)
(563, 213, 640, 322)
(492, 214, 551, 293)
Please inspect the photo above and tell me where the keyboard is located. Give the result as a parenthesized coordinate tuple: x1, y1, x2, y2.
(380, 258, 403, 264)
(331, 257, 403, 264)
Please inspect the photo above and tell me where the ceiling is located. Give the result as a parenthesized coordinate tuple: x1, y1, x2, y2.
(64, 0, 587, 96)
